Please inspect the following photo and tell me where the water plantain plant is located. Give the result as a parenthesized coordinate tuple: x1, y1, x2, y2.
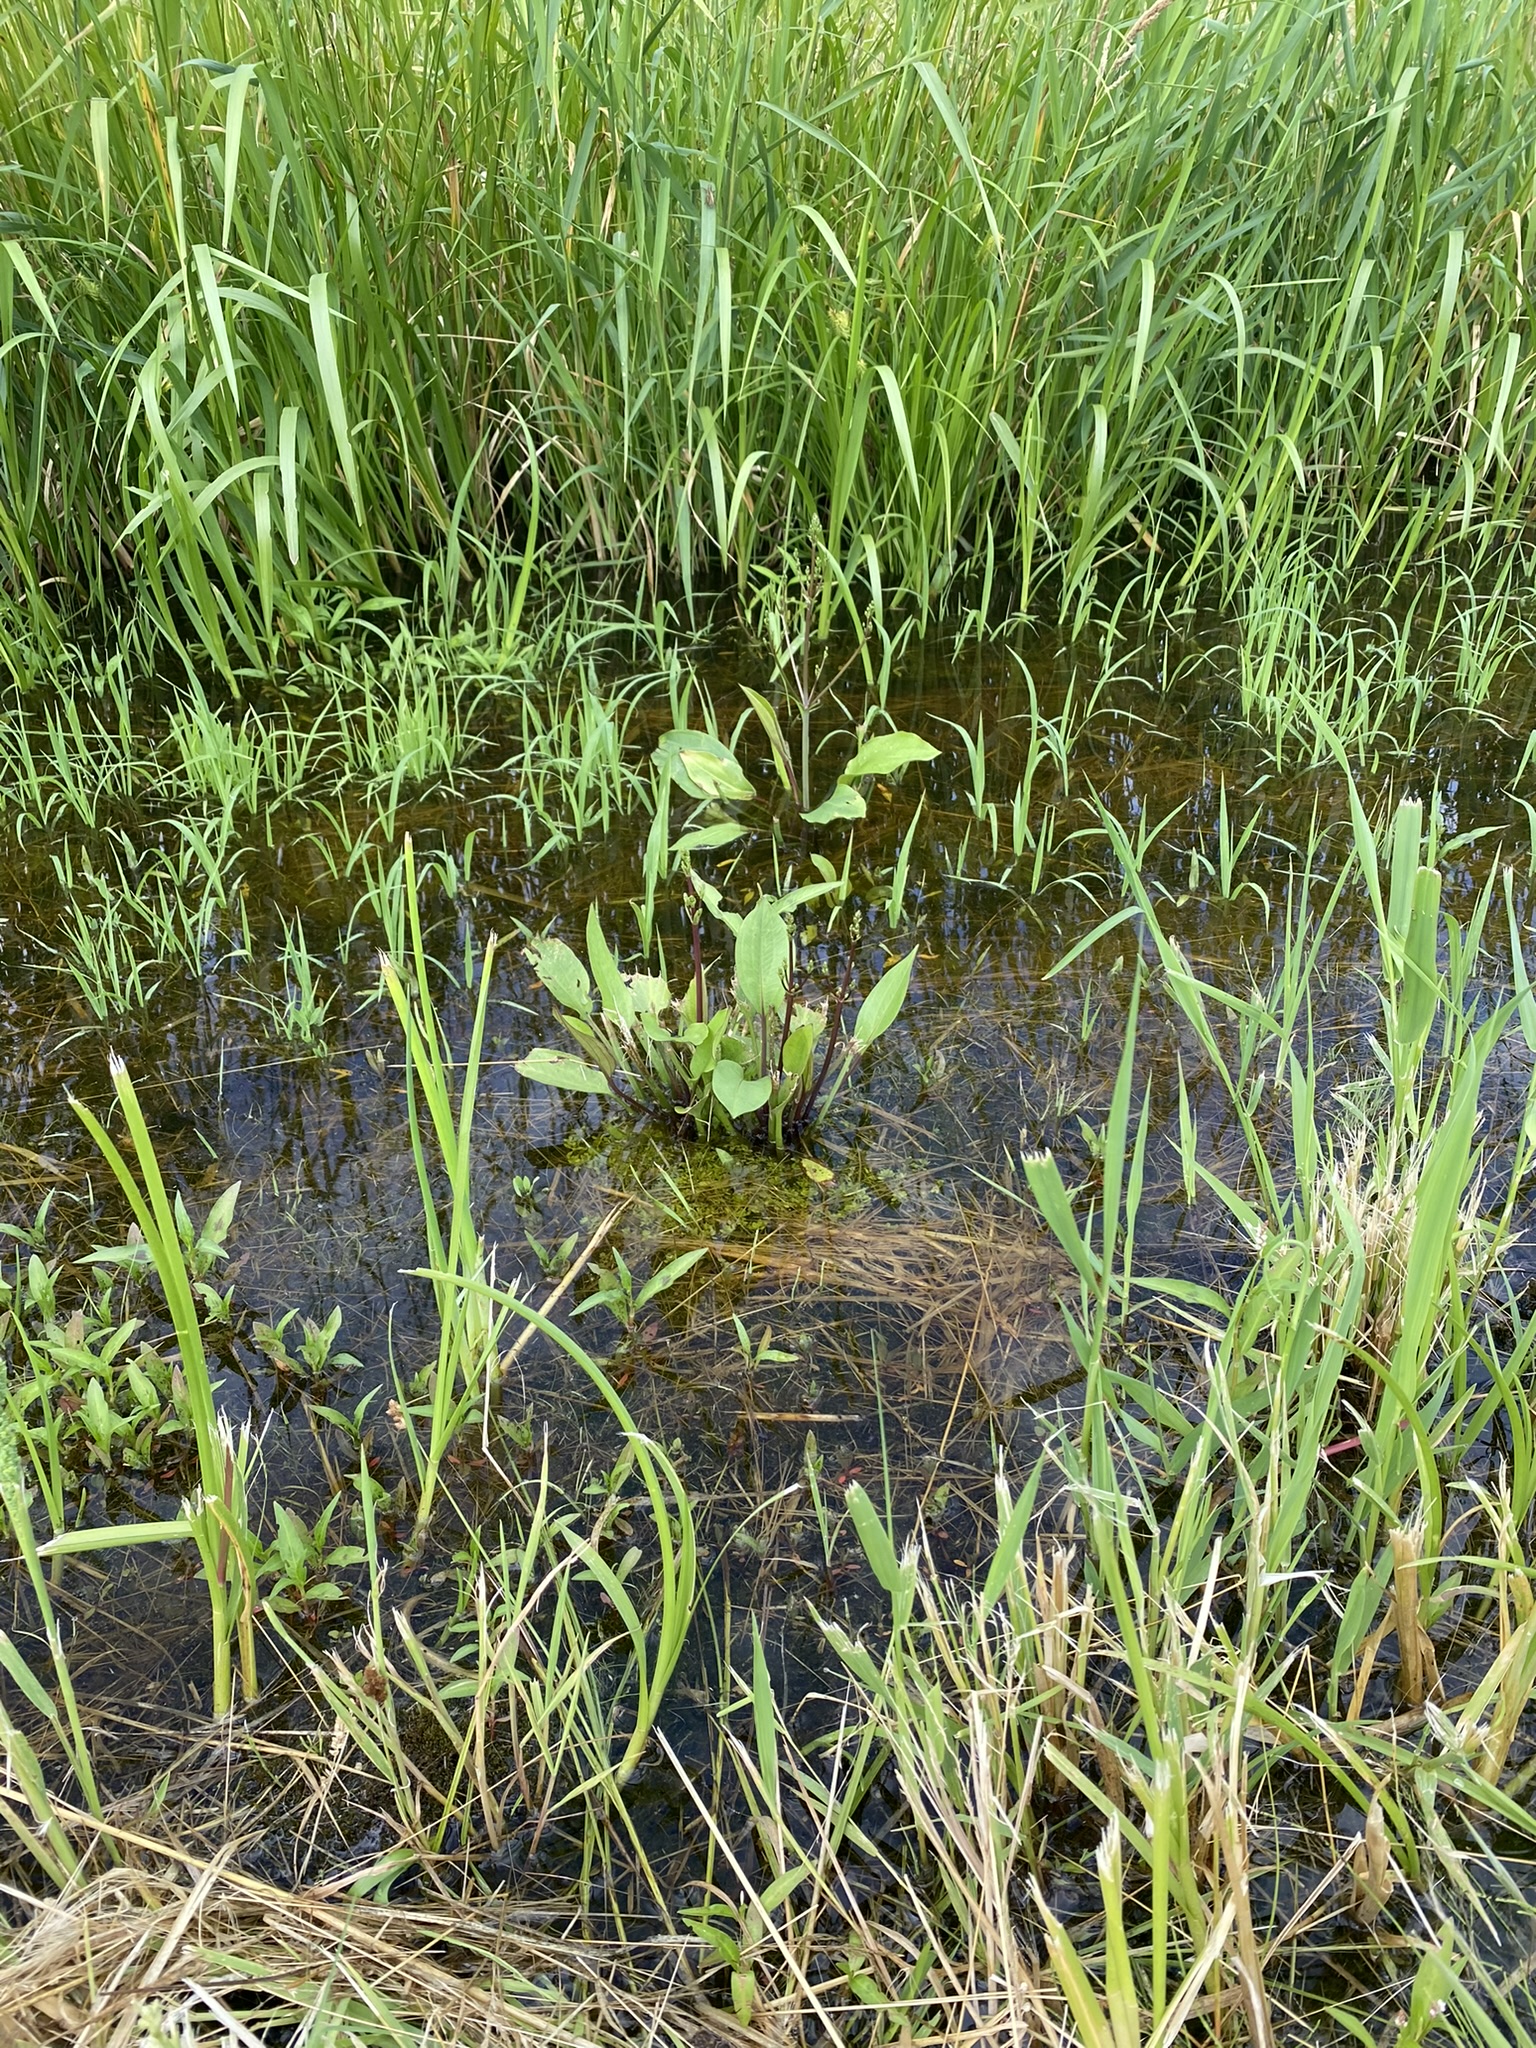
(517, 726, 924, 1149)
(519, 898, 915, 1151)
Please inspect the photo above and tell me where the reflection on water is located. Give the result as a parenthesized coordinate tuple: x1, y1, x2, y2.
(3, 618, 1536, 1701)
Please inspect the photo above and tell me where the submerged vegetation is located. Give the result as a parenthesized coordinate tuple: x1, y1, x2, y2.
(6, 0, 1536, 2042)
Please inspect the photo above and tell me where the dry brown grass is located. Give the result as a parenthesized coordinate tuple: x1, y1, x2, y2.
(0, 1824, 707, 2048)
(698, 1199, 1069, 1393)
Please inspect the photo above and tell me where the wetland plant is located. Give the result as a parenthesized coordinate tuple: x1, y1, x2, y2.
(519, 898, 915, 1152)
(377, 842, 510, 1550)
(60, 1063, 260, 1718)
(6, 0, 1536, 660)
(518, 724, 924, 1149)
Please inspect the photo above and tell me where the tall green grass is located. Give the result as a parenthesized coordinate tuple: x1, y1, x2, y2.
(2, 0, 1534, 675)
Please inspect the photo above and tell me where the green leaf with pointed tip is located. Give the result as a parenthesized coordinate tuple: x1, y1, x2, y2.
(515, 1048, 613, 1096)
(635, 1246, 709, 1309)
(1400, 864, 1441, 1053)
(740, 686, 796, 792)
(844, 1483, 904, 1595)
(688, 1013, 731, 1079)
(841, 731, 939, 780)
(712, 1059, 772, 1119)
(203, 1180, 241, 1250)
(777, 878, 837, 915)
(852, 948, 916, 1046)
(586, 905, 633, 1022)
(673, 821, 748, 858)
(802, 784, 866, 825)
(781, 1020, 820, 1076)
(735, 896, 791, 1018)
(1022, 1151, 1099, 1287)
(0, 1628, 64, 1726)
(526, 935, 591, 1015)
(626, 973, 673, 1018)
(657, 729, 754, 803)
(1388, 799, 1423, 947)
(687, 870, 743, 935)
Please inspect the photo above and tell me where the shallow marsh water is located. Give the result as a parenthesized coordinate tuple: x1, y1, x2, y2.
(5, 618, 1536, 1903)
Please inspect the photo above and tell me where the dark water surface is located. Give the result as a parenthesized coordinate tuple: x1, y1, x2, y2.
(4, 619, 1536, 1804)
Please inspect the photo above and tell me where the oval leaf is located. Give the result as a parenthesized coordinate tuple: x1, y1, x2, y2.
(841, 731, 939, 781)
(852, 949, 916, 1046)
(781, 1019, 820, 1076)
(525, 935, 591, 1015)
(515, 1047, 613, 1096)
(802, 784, 867, 826)
(656, 729, 755, 803)
(735, 896, 791, 1017)
(844, 1483, 903, 1594)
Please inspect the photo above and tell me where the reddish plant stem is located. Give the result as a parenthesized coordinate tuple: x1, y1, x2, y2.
(803, 949, 858, 1127)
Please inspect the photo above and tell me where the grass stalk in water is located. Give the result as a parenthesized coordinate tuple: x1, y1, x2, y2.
(62, 1063, 259, 1718)
(378, 838, 508, 1553)
(444, 1275, 699, 1788)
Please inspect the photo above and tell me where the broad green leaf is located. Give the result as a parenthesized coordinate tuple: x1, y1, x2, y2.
(677, 745, 753, 803)
(735, 896, 791, 1017)
(656, 729, 754, 803)
(712, 1059, 772, 1119)
(627, 973, 672, 1018)
(1330, 1548, 1394, 1677)
(875, 365, 922, 508)
(979, 1462, 1045, 1617)
(841, 731, 940, 780)
(844, 1483, 906, 1597)
(782, 1019, 819, 1076)
(1387, 799, 1423, 947)
(203, 1180, 241, 1248)
(852, 948, 916, 1046)
(1394, 1040, 1484, 1375)
(688, 1013, 731, 1078)
(515, 1047, 613, 1096)
(586, 904, 633, 1022)
(673, 820, 747, 857)
(802, 784, 866, 825)
(1399, 864, 1441, 1052)
(1023, 1151, 1100, 1288)
(526, 935, 591, 1014)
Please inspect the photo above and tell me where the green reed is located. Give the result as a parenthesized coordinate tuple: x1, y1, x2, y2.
(60, 1063, 260, 1718)
(2, 0, 1534, 672)
(377, 839, 509, 1551)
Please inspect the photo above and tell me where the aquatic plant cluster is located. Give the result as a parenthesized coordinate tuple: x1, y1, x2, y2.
(5, 1, 1536, 2044)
